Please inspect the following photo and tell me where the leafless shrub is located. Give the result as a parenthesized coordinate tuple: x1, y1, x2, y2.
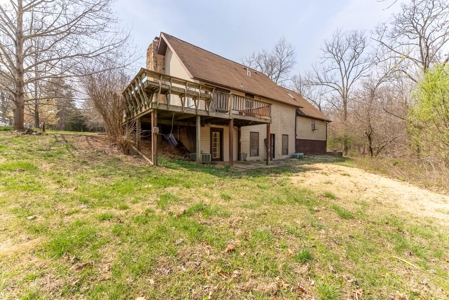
(83, 63, 133, 153)
(356, 156, 449, 194)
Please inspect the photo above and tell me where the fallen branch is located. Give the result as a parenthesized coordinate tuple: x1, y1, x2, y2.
(130, 144, 153, 165)
(392, 256, 420, 269)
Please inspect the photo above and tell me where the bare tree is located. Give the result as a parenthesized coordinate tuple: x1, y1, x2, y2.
(353, 74, 405, 157)
(291, 73, 329, 111)
(82, 56, 132, 153)
(373, 0, 449, 82)
(242, 37, 296, 85)
(0, 0, 129, 131)
(308, 29, 372, 154)
(378, 0, 398, 10)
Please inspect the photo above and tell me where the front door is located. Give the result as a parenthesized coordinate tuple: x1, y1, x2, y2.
(270, 134, 275, 159)
(210, 128, 223, 161)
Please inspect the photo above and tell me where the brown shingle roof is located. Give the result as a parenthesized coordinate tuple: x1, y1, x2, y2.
(160, 32, 331, 122)
(281, 88, 331, 122)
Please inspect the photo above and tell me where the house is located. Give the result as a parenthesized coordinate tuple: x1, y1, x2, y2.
(123, 32, 330, 165)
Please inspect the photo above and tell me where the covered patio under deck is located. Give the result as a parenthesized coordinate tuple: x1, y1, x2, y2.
(123, 69, 273, 166)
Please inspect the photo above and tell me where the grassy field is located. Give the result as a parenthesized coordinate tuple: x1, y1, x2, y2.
(0, 131, 448, 299)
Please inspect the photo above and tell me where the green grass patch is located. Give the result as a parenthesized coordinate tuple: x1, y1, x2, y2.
(97, 212, 114, 221)
(157, 192, 180, 210)
(0, 132, 448, 299)
(323, 191, 336, 199)
(46, 220, 98, 258)
(0, 161, 37, 171)
(220, 193, 232, 200)
(0, 126, 12, 131)
(294, 249, 313, 264)
(331, 204, 354, 219)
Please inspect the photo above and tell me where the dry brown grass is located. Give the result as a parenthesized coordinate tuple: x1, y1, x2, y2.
(350, 156, 449, 195)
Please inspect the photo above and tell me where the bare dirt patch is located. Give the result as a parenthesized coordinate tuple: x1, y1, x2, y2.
(291, 163, 449, 222)
(0, 236, 46, 257)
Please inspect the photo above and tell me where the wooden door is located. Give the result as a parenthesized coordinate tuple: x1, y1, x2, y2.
(270, 133, 275, 159)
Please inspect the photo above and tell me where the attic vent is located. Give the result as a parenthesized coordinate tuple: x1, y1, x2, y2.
(246, 68, 251, 77)
(287, 92, 296, 100)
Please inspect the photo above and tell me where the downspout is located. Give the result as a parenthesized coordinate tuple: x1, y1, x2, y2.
(295, 108, 299, 152)
(326, 121, 328, 153)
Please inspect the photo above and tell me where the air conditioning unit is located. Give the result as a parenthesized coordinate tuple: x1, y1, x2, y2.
(291, 153, 304, 159)
(190, 153, 212, 163)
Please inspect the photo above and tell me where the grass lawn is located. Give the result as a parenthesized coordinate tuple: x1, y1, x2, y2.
(0, 131, 448, 299)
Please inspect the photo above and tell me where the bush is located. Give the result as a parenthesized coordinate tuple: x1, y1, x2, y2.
(0, 126, 12, 131)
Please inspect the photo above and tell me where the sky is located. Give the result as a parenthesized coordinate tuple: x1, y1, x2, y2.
(114, 0, 404, 74)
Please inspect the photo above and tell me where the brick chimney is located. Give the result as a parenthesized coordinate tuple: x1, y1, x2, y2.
(146, 36, 165, 73)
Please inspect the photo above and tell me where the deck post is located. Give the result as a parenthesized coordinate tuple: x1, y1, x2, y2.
(196, 115, 201, 164)
(229, 118, 234, 167)
(266, 123, 270, 165)
(136, 117, 141, 150)
(237, 126, 241, 161)
(151, 110, 158, 166)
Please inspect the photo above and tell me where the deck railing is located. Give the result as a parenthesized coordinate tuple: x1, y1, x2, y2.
(231, 95, 271, 118)
(211, 93, 271, 119)
(123, 69, 271, 120)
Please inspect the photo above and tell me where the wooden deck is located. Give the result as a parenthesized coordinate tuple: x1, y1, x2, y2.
(123, 68, 272, 125)
(123, 68, 272, 167)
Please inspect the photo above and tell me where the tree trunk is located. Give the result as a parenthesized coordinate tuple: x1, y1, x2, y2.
(13, 98, 25, 130)
(343, 94, 349, 156)
(34, 48, 40, 128)
(34, 98, 39, 128)
(13, 0, 25, 131)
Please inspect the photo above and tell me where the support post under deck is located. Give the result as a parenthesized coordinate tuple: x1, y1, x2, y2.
(151, 110, 158, 166)
(196, 115, 201, 164)
(136, 117, 141, 150)
(266, 123, 270, 165)
(237, 126, 241, 161)
(229, 118, 234, 167)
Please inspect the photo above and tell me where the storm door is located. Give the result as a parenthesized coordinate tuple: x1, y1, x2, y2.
(210, 128, 223, 161)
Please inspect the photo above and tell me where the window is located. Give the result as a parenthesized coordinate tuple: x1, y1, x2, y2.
(250, 132, 259, 156)
(282, 134, 288, 155)
(311, 119, 316, 131)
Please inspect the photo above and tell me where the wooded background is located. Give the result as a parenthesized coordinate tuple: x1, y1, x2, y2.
(1, 0, 448, 178)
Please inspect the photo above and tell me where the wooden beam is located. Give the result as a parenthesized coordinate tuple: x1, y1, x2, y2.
(229, 118, 234, 167)
(266, 123, 270, 165)
(196, 115, 201, 164)
(136, 117, 141, 150)
(130, 144, 152, 165)
(151, 110, 158, 166)
(237, 126, 241, 161)
(157, 74, 162, 107)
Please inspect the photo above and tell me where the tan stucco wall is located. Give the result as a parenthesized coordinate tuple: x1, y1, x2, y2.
(178, 125, 238, 161)
(200, 125, 238, 161)
(296, 116, 327, 141)
(240, 102, 297, 160)
(162, 50, 327, 160)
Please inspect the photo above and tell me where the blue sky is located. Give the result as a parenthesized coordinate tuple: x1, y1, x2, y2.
(115, 0, 403, 74)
